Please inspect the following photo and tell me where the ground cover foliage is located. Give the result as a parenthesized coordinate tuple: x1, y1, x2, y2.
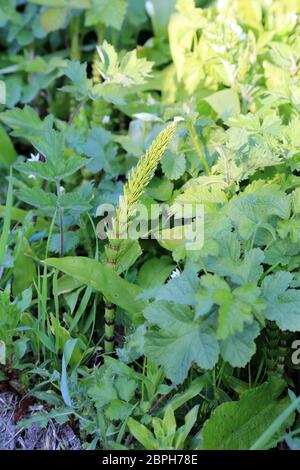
(1, 0, 300, 450)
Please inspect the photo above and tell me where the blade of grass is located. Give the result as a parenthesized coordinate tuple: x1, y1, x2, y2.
(53, 270, 60, 355)
(0, 168, 13, 267)
(69, 286, 93, 333)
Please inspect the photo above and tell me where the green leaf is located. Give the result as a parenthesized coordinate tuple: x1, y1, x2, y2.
(60, 192, 91, 213)
(251, 395, 300, 450)
(175, 405, 199, 449)
(0, 168, 13, 268)
(0, 106, 44, 137)
(50, 232, 80, 254)
(161, 151, 186, 180)
(12, 237, 36, 295)
(17, 187, 58, 211)
(202, 377, 294, 450)
(45, 257, 147, 322)
(167, 376, 208, 412)
(116, 324, 146, 363)
(220, 321, 260, 367)
(145, 176, 174, 201)
(137, 256, 175, 289)
(262, 272, 300, 331)
(227, 182, 290, 240)
(292, 188, 300, 214)
(215, 285, 258, 339)
(84, 126, 117, 174)
(105, 400, 132, 421)
(172, 179, 227, 208)
(115, 376, 137, 402)
(60, 60, 92, 101)
(144, 301, 219, 384)
(206, 237, 265, 286)
(277, 218, 300, 244)
(140, 265, 199, 307)
(89, 378, 118, 409)
(127, 417, 158, 450)
(85, 0, 127, 29)
(197, 274, 263, 339)
(16, 155, 87, 182)
(40, 7, 67, 33)
(0, 124, 17, 165)
(61, 338, 78, 407)
(18, 407, 73, 430)
(204, 89, 241, 122)
(94, 41, 153, 87)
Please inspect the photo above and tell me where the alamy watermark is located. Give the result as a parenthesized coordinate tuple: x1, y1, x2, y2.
(96, 201, 204, 251)
(291, 340, 300, 365)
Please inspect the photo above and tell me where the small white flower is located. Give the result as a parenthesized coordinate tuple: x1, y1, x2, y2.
(170, 268, 181, 279)
(28, 174, 36, 180)
(28, 152, 40, 162)
(102, 115, 110, 124)
(58, 185, 65, 195)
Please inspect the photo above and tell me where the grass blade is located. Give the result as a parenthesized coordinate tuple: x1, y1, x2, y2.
(0, 167, 13, 267)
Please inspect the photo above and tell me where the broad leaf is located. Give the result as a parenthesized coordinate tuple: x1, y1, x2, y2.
(202, 377, 294, 450)
(262, 272, 300, 331)
(144, 301, 219, 384)
(45, 257, 147, 322)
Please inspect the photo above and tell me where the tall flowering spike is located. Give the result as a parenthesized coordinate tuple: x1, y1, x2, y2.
(104, 121, 176, 354)
(117, 121, 176, 228)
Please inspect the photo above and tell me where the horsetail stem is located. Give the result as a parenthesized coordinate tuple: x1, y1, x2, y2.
(103, 122, 176, 353)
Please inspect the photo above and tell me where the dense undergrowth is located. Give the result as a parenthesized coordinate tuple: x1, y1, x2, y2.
(1, 0, 300, 450)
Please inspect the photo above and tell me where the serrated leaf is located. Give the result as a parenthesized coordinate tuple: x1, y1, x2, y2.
(228, 183, 290, 240)
(140, 265, 199, 306)
(115, 376, 137, 402)
(16, 154, 87, 182)
(95, 41, 153, 87)
(144, 301, 219, 384)
(220, 321, 260, 367)
(83, 126, 117, 174)
(0, 106, 46, 137)
(206, 237, 264, 286)
(262, 272, 300, 331)
(60, 60, 92, 101)
(17, 187, 58, 211)
(50, 232, 80, 254)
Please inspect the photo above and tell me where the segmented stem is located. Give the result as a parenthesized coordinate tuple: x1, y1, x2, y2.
(266, 321, 290, 377)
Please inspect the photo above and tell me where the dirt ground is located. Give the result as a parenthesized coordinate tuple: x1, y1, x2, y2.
(0, 392, 82, 450)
